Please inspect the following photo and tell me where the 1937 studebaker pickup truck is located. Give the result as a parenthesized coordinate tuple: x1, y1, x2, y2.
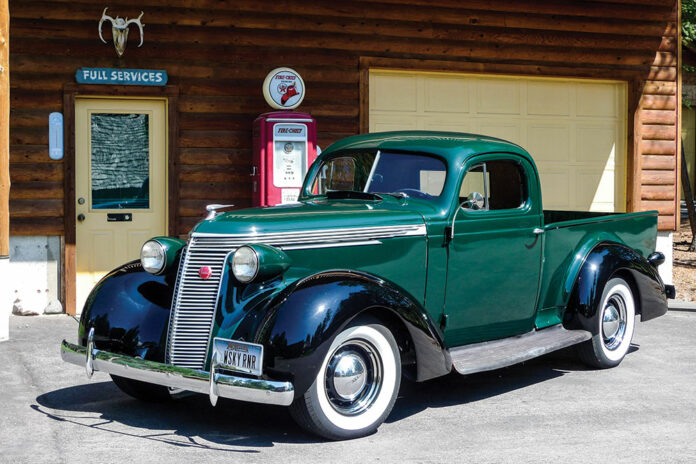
(62, 131, 675, 440)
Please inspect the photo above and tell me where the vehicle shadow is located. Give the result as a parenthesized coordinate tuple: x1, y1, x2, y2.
(33, 345, 637, 447)
(388, 345, 593, 423)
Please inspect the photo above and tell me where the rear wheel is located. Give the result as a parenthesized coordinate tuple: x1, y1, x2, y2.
(577, 277, 636, 369)
(289, 320, 401, 440)
(110, 375, 172, 402)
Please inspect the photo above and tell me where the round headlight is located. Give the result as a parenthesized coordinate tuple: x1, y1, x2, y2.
(232, 246, 259, 283)
(141, 240, 166, 274)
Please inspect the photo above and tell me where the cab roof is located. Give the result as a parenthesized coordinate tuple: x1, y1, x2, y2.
(321, 131, 532, 165)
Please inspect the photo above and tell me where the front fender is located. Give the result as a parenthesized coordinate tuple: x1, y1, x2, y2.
(232, 270, 449, 396)
(78, 260, 178, 362)
(565, 243, 668, 333)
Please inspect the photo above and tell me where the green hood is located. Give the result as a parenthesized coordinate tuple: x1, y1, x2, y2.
(192, 197, 435, 235)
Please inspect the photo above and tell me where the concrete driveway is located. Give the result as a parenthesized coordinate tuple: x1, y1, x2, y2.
(1, 307, 695, 464)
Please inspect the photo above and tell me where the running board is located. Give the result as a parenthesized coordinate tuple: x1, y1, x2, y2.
(448, 325, 592, 375)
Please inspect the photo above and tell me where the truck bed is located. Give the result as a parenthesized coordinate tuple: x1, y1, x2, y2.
(535, 209, 659, 325)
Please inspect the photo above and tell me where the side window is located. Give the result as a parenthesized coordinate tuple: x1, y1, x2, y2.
(460, 159, 528, 211)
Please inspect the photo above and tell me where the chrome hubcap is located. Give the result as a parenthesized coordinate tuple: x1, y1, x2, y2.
(602, 305, 620, 339)
(325, 340, 382, 416)
(602, 294, 627, 350)
(332, 351, 367, 401)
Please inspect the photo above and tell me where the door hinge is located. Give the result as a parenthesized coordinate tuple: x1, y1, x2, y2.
(439, 313, 448, 331)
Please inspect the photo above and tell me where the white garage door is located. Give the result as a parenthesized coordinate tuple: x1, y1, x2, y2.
(369, 70, 627, 212)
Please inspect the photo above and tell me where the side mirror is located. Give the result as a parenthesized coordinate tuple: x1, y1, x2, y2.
(462, 192, 485, 210)
(450, 192, 486, 240)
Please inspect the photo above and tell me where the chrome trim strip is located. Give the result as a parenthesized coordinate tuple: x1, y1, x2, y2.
(279, 240, 382, 251)
(192, 224, 426, 245)
(61, 340, 294, 407)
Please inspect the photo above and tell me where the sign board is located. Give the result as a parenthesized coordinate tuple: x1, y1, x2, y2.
(262, 67, 305, 110)
(76, 68, 168, 86)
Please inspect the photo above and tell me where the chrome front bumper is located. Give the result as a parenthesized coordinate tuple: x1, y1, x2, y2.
(60, 329, 294, 407)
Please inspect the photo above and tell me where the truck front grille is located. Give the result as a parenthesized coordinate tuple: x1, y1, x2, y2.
(165, 224, 426, 370)
(165, 237, 230, 370)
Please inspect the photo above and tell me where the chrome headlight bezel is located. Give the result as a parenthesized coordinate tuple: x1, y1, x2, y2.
(232, 245, 260, 283)
(141, 240, 167, 274)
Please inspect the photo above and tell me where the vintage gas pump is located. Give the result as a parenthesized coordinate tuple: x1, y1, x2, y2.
(252, 68, 318, 206)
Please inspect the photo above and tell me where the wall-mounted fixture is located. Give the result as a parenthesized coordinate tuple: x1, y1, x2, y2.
(49, 112, 63, 160)
(98, 7, 144, 57)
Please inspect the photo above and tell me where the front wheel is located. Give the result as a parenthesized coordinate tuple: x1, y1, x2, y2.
(289, 320, 401, 440)
(577, 277, 636, 369)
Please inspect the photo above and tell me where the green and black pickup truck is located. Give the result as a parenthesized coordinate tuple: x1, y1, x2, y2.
(62, 131, 674, 440)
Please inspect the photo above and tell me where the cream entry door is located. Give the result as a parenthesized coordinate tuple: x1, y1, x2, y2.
(75, 98, 167, 312)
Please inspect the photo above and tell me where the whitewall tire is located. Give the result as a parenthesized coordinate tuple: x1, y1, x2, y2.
(289, 320, 401, 440)
(578, 277, 636, 369)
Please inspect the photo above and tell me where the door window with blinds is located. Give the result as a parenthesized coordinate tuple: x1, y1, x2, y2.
(90, 113, 150, 210)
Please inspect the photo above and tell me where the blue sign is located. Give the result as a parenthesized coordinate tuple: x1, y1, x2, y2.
(76, 68, 168, 86)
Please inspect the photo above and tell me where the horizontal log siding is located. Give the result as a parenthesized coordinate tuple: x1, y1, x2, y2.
(8, 0, 678, 234)
(638, 13, 680, 231)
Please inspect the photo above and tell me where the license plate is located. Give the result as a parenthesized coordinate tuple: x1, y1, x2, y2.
(213, 338, 264, 376)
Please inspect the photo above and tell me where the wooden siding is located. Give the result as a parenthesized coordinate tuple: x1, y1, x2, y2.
(8, 0, 679, 235)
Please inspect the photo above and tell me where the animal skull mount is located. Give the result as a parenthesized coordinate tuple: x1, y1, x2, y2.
(98, 7, 144, 57)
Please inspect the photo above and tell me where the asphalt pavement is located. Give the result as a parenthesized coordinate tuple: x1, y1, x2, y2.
(1, 305, 695, 464)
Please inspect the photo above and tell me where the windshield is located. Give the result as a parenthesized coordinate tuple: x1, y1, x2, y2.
(306, 151, 447, 200)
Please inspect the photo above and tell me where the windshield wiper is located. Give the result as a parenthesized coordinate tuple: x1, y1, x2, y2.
(326, 190, 383, 201)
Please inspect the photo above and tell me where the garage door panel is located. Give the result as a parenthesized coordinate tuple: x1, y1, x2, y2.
(526, 123, 571, 162)
(576, 124, 618, 164)
(577, 168, 617, 212)
(576, 83, 618, 117)
(476, 120, 521, 146)
(369, 71, 626, 213)
(423, 118, 471, 133)
(371, 73, 418, 112)
(527, 82, 570, 116)
(539, 169, 571, 209)
(371, 116, 418, 132)
(476, 79, 521, 115)
(424, 77, 470, 113)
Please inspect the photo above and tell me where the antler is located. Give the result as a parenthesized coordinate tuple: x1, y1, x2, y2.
(98, 7, 114, 44)
(125, 11, 145, 47)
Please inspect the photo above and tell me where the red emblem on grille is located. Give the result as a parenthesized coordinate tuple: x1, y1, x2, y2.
(198, 266, 212, 279)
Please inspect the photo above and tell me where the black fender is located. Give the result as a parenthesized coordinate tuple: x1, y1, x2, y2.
(233, 270, 450, 397)
(78, 260, 178, 362)
(564, 242, 668, 334)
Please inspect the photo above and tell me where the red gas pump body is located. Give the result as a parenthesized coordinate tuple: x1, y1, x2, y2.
(252, 111, 318, 207)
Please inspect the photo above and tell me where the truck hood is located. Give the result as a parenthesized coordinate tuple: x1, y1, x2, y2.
(191, 198, 432, 236)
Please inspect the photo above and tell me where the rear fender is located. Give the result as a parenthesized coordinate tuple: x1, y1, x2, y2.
(564, 243, 667, 333)
(233, 270, 449, 396)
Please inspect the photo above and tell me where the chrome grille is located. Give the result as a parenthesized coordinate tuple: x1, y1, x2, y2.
(166, 238, 230, 369)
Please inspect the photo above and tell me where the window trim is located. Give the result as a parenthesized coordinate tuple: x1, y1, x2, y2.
(455, 154, 534, 218)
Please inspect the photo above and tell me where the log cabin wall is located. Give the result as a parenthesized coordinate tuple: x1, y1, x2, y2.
(8, 0, 679, 234)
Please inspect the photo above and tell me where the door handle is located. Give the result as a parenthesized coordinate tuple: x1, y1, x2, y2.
(533, 228, 544, 235)
(77, 213, 85, 222)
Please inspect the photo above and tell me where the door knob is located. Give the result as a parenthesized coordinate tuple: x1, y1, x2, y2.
(77, 213, 85, 222)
